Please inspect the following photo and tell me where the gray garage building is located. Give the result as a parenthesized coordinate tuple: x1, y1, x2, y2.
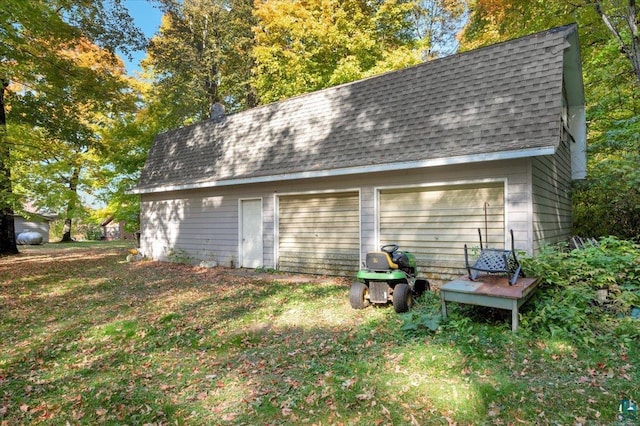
(131, 24, 586, 283)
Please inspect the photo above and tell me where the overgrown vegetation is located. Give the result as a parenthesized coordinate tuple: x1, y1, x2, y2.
(1, 242, 638, 424)
(519, 237, 640, 339)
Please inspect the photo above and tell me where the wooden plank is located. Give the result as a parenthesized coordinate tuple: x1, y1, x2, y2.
(441, 275, 539, 299)
(440, 275, 541, 332)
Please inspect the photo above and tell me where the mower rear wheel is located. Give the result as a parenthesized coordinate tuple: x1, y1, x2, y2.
(392, 283, 413, 313)
(349, 282, 370, 309)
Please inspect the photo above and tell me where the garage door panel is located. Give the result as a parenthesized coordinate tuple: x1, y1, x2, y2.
(382, 188, 500, 205)
(279, 192, 360, 275)
(279, 218, 359, 227)
(380, 184, 504, 283)
(382, 206, 502, 216)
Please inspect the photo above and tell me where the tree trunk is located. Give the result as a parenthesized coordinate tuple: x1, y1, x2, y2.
(0, 79, 18, 255)
(60, 166, 80, 243)
(593, 0, 640, 92)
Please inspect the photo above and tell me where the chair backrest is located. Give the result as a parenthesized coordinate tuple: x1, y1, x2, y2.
(366, 252, 398, 271)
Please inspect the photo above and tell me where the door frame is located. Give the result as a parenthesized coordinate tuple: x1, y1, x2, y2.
(238, 198, 263, 268)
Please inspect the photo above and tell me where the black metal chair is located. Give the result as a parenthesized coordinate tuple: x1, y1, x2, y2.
(464, 229, 524, 286)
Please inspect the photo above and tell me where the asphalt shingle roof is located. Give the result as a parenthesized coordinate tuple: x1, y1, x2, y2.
(135, 25, 578, 193)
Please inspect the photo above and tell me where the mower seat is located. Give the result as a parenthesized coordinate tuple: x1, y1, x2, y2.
(366, 251, 398, 272)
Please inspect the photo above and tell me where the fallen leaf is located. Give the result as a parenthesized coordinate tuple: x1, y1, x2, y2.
(221, 413, 236, 421)
(341, 378, 356, 389)
(356, 392, 374, 401)
(488, 404, 500, 417)
(381, 404, 391, 417)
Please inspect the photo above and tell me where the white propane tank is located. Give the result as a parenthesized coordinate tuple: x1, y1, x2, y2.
(17, 230, 43, 245)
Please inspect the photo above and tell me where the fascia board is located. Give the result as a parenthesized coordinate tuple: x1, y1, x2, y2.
(128, 146, 556, 195)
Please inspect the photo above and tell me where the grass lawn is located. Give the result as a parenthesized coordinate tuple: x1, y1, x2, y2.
(1, 242, 638, 424)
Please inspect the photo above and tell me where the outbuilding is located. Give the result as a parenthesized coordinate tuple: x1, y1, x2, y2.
(14, 210, 56, 244)
(131, 25, 586, 283)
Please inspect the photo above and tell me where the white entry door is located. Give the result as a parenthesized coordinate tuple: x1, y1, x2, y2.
(240, 199, 263, 268)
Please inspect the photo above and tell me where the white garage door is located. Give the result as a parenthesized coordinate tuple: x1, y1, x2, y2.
(379, 183, 505, 281)
(278, 192, 360, 275)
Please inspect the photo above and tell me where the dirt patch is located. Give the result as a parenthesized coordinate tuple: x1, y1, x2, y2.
(226, 268, 350, 285)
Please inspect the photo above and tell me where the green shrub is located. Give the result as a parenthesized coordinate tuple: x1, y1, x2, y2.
(85, 226, 103, 241)
(403, 237, 640, 345)
(519, 237, 640, 341)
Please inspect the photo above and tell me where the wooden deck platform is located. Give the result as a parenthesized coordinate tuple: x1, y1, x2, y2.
(440, 275, 541, 332)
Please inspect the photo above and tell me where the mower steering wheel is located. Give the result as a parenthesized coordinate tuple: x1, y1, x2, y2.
(380, 244, 399, 254)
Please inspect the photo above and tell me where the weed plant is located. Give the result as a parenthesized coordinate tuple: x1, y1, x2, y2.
(519, 236, 640, 341)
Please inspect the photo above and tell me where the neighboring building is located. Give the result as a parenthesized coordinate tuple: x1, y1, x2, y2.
(100, 216, 136, 241)
(131, 25, 586, 283)
(14, 212, 56, 243)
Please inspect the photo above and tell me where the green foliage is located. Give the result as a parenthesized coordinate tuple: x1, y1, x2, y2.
(167, 247, 194, 264)
(518, 237, 640, 340)
(403, 238, 640, 345)
(252, 0, 424, 104)
(400, 290, 443, 333)
(1, 0, 144, 248)
(84, 226, 103, 241)
(254, 266, 279, 274)
(460, 1, 640, 241)
(573, 115, 640, 239)
(145, 0, 257, 124)
(49, 216, 99, 242)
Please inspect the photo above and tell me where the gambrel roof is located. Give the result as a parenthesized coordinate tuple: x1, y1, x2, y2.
(132, 24, 584, 195)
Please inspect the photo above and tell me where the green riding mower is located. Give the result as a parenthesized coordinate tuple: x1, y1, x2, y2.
(349, 244, 430, 313)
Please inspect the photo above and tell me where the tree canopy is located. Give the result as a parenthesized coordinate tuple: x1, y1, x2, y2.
(1, 0, 144, 250)
(2, 0, 639, 249)
(143, 0, 257, 125)
(461, 0, 640, 239)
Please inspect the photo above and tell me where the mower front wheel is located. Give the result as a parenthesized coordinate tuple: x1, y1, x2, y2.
(392, 283, 413, 313)
(349, 282, 370, 309)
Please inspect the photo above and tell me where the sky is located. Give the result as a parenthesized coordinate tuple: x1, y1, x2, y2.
(123, 0, 164, 75)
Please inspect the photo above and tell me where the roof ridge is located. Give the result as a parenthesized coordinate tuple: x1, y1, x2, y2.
(158, 24, 577, 139)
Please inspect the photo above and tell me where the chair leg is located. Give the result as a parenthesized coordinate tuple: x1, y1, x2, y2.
(464, 244, 473, 279)
(509, 265, 521, 285)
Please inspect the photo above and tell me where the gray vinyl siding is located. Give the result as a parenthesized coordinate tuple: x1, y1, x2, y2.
(140, 185, 275, 268)
(140, 193, 237, 266)
(139, 158, 537, 282)
(360, 186, 376, 266)
(532, 134, 573, 252)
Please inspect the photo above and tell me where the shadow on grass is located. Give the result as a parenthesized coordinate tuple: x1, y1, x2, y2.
(1, 244, 634, 424)
(0, 244, 478, 424)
